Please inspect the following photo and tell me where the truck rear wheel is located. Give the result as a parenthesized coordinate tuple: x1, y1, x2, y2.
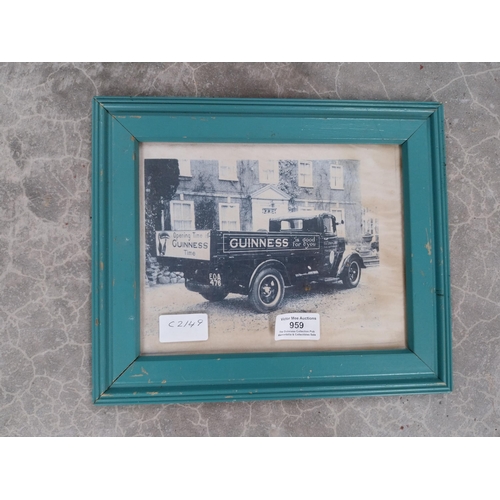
(341, 259, 361, 288)
(200, 289, 228, 302)
(249, 268, 285, 313)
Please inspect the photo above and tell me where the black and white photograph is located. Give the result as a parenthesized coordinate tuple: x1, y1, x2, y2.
(140, 143, 406, 355)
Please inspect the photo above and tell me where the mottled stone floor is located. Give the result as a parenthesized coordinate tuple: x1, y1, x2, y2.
(1, 63, 499, 436)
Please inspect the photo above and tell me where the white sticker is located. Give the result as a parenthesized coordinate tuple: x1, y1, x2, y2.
(159, 314, 208, 343)
(275, 313, 320, 341)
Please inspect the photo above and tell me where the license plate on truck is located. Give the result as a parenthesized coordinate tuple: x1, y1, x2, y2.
(208, 272, 222, 287)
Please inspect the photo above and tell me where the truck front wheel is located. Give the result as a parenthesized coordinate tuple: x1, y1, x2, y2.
(250, 268, 285, 313)
(341, 260, 361, 288)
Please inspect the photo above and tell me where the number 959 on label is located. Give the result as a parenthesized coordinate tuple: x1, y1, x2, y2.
(275, 313, 320, 341)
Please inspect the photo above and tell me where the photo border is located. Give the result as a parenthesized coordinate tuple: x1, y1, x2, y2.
(92, 97, 451, 405)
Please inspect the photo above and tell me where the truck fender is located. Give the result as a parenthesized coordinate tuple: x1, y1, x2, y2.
(248, 259, 291, 290)
(337, 250, 366, 277)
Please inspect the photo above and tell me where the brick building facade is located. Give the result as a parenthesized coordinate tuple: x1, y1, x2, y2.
(146, 157, 363, 243)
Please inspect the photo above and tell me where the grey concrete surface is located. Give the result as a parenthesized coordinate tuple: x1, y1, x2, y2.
(1, 62, 499, 436)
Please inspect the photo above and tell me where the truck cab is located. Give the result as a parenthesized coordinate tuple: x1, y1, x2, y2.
(269, 211, 345, 279)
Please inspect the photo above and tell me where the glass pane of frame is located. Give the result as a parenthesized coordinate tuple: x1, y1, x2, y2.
(140, 143, 405, 355)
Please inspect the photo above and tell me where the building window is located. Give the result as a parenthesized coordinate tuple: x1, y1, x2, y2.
(170, 200, 194, 230)
(219, 160, 238, 181)
(259, 160, 279, 184)
(331, 208, 344, 224)
(219, 203, 240, 231)
(298, 161, 313, 187)
(330, 163, 344, 189)
(178, 159, 191, 177)
(362, 207, 379, 235)
(331, 208, 345, 237)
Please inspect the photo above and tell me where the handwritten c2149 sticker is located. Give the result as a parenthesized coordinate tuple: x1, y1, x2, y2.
(159, 313, 208, 343)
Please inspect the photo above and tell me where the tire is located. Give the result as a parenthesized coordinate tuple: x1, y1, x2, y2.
(200, 289, 228, 302)
(249, 268, 285, 313)
(341, 259, 361, 288)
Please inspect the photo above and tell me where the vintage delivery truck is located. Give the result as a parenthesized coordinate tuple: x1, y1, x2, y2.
(156, 211, 365, 313)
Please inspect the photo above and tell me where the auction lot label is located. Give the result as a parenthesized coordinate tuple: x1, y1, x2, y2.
(275, 313, 320, 341)
(156, 230, 211, 261)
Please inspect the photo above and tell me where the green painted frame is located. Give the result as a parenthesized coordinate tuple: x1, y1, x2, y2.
(92, 97, 451, 405)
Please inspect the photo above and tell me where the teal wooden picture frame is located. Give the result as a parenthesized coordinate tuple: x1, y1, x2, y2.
(92, 97, 451, 405)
